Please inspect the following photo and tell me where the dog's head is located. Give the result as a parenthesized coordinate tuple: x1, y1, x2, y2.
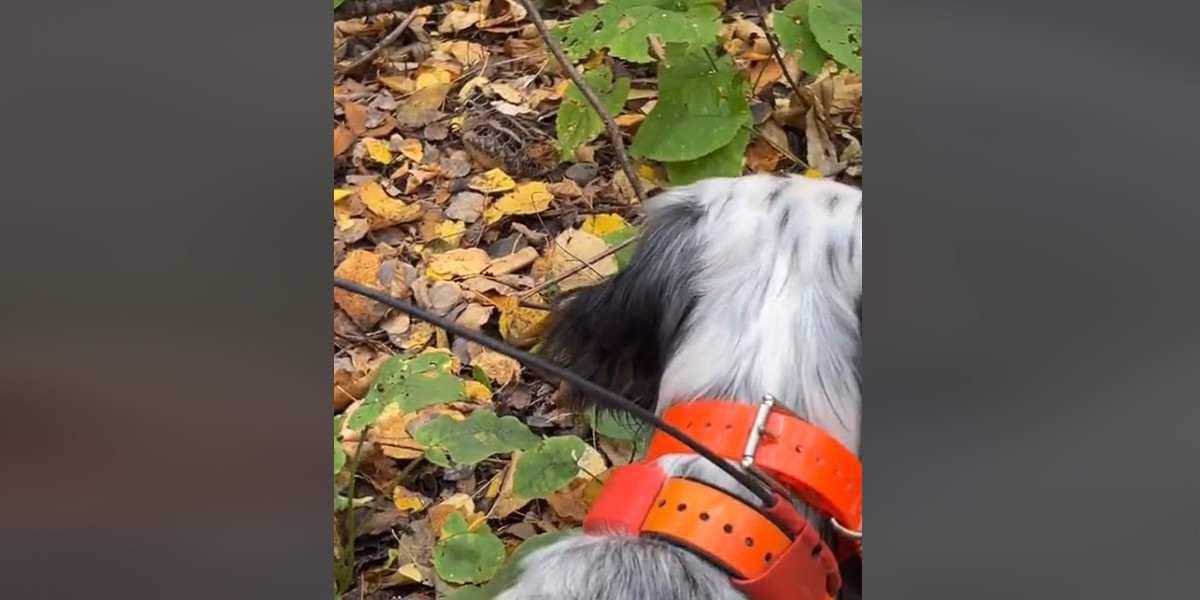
(543, 174, 862, 449)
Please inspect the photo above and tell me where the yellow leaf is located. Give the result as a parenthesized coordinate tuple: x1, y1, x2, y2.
(804, 168, 824, 179)
(484, 473, 503, 499)
(493, 295, 549, 348)
(545, 229, 619, 292)
(358, 182, 422, 226)
(490, 82, 525, 104)
(429, 493, 481, 539)
(373, 404, 425, 459)
(334, 189, 353, 203)
(393, 563, 425, 585)
(397, 138, 424, 162)
(363, 138, 393, 164)
(464, 380, 493, 403)
(484, 182, 554, 224)
(581, 213, 628, 237)
(468, 168, 516, 194)
(416, 69, 453, 90)
(378, 75, 415, 94)
(426, 248, 491, 281)
(393, 485, 427, 513)
(402, 321, 435, 352)
(472, 350, 521, 388)
(434, 219, 466, 246)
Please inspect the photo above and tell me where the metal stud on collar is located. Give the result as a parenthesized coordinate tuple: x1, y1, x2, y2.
(741, 394, 777, 468)
(830, 516, 863, 541)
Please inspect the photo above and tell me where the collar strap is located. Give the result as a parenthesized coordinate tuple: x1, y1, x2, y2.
(584, 463, 840, 600)
(645, 400, 863, 534)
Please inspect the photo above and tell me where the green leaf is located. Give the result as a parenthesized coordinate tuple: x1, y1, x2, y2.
(333, 437, 346, 475)
(471, 365, 493, 393)
(809, 0, 862, 74)
(433, 515, 507, 584)
(588, 406, 643, 442)
(414, 410, 540, 466)
(631, 44, 751, 162)
(665, 127, 751, 185)
(557, 65, 631, 161)
(334, 0, 346, 8)
(347, 397, 384, 432)
(556, 0, 723, 64)
(512, 435, 587, 499)
(600, 225, 639, 271)
(774, 0, 830, 75)
(363, 351, 465, 417)
(444, 530, 577, 600)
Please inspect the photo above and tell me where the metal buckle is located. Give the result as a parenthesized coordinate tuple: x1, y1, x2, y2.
(830, 517, 863, 542)
(741, 394, 776, 469)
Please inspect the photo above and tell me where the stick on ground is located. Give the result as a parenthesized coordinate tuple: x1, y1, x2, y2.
(514, 0, 649, 205)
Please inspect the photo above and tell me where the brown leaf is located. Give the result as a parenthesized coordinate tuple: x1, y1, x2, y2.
(343, 101, 369, 135)
(545, 229, 619, 292)
(484, 246, 538, 276)
(334, 126, 355, 158)
(333, 250, 387, 329)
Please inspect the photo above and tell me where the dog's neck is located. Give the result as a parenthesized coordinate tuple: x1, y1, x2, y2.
(654, 178, 862, 453)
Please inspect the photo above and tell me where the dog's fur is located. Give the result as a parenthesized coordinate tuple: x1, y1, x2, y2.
(498, 175, 862, 600)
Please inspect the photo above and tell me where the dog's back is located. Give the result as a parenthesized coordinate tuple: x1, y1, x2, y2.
(505, 175, 863, 600)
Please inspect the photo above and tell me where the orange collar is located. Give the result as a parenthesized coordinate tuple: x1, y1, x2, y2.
(646, 399, 863, 538)
(584, 463, 840, 600)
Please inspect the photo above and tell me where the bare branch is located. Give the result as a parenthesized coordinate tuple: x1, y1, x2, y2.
(337, 11, 420, 74)
(513, 0, 649, 205)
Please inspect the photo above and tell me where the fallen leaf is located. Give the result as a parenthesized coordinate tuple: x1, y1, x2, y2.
(439, 40, 489, 66)
(490, 82, 525, 104)
(428, 493, 481, 539)
(464, 380, 493, 403)
(416, 69, 453, 91)
(334, 126, 355, 157)
(472, 350, 521, 388)
(455, 303, 494, 330)
(426, 248, 491, 281)
(485, 247, 538, 276)
(434, 219, 466, 246)
(343, 101, 369, 135)
(359, 181, 423, 228)
(379, 75, 415, 95)
(393, 485, 428, 513)
(363, 138, 394, 165)
(746, 139, 783, 172)
(468, 168, 517, 194)
(397, 138, 425, 162)
(580, 213, 628, 237)
(334, 189, 353, 203)
(545, 229, 619, 292)
(493, 295, 549, 348)
(333, 250, 387, 329)
(483, 182, 554, 224)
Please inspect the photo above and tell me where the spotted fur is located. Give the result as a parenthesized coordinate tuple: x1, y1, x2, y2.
(503, 175, 863, 600)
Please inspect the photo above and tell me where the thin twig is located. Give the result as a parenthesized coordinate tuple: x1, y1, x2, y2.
(334, 0, 425, 21)
(337, 11, 419, 74)
(753, 0, 803, 94)
(519, 234, 639, 300)
(513, 0, 648, 205)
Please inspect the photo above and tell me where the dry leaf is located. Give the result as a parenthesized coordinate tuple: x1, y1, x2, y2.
(397, 138, 424, 162)
(334, 126, 355, 157)
(455, 303, 494, 330)
(333, 250, 387, 329)
(433, 219, 466, 246)
(490, 82, 525, 104)
(416, 69, 453, 91)
(343, 101, 369, 135)
(545, 229, 619, 292)
(379, 75, 415, 95)
(483, 182, 553, 224)
(393, 485, 428, 513)
(580, 213, 628, 237)
(468, 168, 517, 194)
(363, 138, 394, 165)
(472, 350, 521, 387)
(746, 139, 783, 172)
(403, 321, 436, 352)
(493, 295, 549, 348)
(359, 181, 423, 228)
(439, 40, 489, 66)
(484, 247, 538, 276)
(429, 494, 482, 538)
(426, 248, 491, 281)
(464, 380, 493, 403)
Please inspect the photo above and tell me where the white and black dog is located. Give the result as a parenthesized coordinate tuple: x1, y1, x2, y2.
(499, 174, 862, 600)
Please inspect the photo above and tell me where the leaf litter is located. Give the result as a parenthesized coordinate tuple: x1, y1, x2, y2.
(332, 1, 862, 596)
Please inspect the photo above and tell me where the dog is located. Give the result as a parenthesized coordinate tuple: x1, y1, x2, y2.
(498, 174, 862, 600)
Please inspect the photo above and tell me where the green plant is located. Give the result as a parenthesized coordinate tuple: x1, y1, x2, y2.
(553, 0, 862, 184)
